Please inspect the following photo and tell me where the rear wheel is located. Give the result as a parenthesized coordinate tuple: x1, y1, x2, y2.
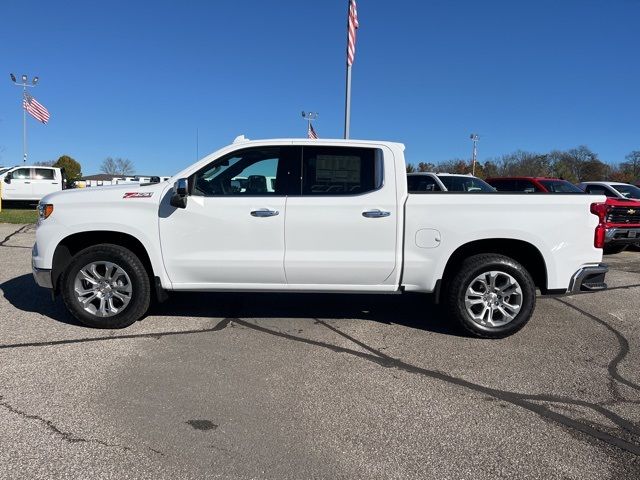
(61, 244, 151, 328)
(445, 254, 536, 338)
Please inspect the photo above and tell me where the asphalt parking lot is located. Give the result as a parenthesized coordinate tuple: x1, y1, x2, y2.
(0, 223, 638, 479)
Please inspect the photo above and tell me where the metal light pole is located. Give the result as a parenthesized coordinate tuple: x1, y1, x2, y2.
(9, 73, 39, 164)
(470, 133, 479, 176)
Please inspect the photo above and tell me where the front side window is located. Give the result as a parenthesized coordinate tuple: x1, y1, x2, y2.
(539, 180, 583, 193)
(193, 147, 297, 196)
(613, 184, 640, 199)
(12, 168, 31, 179)
(302, 147, 383, 195)
(34, 168, 55, 180)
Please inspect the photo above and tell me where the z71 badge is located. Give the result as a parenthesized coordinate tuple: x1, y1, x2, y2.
(123, 192, 153, 199)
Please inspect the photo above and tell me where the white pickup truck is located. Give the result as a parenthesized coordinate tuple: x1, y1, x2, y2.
(32, 138, 609, 338)
(1, 166, 65, 201)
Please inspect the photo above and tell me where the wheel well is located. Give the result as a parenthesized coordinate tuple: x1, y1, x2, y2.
(440, 239, 548, 295)
(52, 231, 154, 293)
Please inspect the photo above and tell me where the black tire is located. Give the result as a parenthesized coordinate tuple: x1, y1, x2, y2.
(603, 245, 627, 255)
(61, 244, 151, 328)
(445, 254, 536, 339)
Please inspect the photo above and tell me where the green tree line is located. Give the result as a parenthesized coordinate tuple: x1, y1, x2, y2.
(407, 147, 640, 184)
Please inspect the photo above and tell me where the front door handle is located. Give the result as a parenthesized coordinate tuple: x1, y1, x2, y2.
(251, 208, 279, 217)
(362, 209, 390, 218)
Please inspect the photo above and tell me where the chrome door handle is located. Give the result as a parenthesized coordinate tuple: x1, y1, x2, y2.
(362, 209, 390, 218)
(251, 208, 279, 217)
(24, 182, 31, 184)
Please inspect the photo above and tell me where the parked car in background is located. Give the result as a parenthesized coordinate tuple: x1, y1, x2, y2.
(577, 181, 640, 201)
(407, 172, 495, 192)
(33, 137, 608, 338)
(1, 166, 66, 201)
(486, 177, 583, 193)
(486, 176, 640, 254)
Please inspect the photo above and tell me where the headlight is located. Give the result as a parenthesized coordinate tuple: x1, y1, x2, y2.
(38, 203, 54, 220)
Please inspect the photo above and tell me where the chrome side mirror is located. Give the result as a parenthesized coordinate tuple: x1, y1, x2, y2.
(170, 178, 188, 208)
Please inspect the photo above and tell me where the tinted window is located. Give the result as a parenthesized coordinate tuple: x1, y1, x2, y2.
(586, 185, 616, 197)
(613, 184, 640, 199)
(12, 168, 31, 179)
(407, 175, 441, 192)
(34, 168, 55, 180)
(302, 147, 382, 195)
(193, 147, 298, 196)
(487, 179, 517, 191)
(539, 180, 583, 193)
(438, 176, 495, 192)
(517, 180, 541, 193)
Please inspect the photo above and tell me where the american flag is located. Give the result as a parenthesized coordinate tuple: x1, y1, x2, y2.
(308, 122, 318, 139)
(347, 0, 359, 66)
(23, 93, 50, 124)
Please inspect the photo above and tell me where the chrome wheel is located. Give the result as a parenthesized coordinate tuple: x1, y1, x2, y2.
(464, 270, 523, 327)
(74, 261, 133, 317)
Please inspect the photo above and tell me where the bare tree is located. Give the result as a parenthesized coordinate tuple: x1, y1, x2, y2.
(100, 157, 135, 176)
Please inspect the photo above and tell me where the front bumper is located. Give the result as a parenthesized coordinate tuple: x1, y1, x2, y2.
(605, 227, 640, 245)
(32, 264, 53, 289)
(568, 263, 608, 293)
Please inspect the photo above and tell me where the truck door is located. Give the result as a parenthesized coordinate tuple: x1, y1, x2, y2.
(31, 168, 60, 200)
(159, 146, 299, 287)
(3, 168, 33, 200)
(284, 146, 398, 287)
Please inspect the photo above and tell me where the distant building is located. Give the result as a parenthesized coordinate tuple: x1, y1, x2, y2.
(77, 174, 170, 188)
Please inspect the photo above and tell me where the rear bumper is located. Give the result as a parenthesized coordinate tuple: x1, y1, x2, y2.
(568, 263, 608, 293)
(605, 227, 640, 245)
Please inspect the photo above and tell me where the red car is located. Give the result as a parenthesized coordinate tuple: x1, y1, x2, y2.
(486, 176, 640, 254)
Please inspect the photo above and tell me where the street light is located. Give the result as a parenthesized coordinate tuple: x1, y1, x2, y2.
(9, 73, 40, 164)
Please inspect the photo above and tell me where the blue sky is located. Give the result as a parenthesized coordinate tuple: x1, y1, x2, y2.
(1, 0, 638, 175)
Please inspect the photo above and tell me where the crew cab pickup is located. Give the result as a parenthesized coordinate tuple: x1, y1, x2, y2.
(1, 166, 66, 201)
(487, 176, 640, 254)
(32, 138, 609, 338)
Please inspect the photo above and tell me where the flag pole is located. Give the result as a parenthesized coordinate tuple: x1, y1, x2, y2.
(343, 0, 352, 139)
(23, 87, 27, 164)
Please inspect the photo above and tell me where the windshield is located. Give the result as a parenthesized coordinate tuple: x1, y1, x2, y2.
(539, 180, 583, 193)
(613, 184, 640, 199)
(437, 175, 495, 192)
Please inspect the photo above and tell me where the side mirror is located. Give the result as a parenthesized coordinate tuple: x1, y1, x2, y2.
(3, 172, 11, 184)
(170, 178, 188, 208)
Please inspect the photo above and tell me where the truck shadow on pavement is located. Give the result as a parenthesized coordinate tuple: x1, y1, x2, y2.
(0, 273, 461, 336)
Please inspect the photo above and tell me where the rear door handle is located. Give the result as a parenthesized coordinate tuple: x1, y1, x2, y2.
(24, 181, 31, 184)
(251, 208, 279, 217)
(362, 209, 390, 218)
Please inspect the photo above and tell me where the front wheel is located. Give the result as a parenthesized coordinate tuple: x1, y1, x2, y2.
(61, 244, 151, 328)
(445, 254, 536, 339)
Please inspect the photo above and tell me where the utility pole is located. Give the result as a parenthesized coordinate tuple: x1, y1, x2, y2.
(470, 133, 479, 176)
(9, 73, 39, 164)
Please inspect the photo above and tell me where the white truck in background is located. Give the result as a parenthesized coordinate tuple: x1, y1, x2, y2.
(1, 166, 65, 201)
(32, 137, 608, 338)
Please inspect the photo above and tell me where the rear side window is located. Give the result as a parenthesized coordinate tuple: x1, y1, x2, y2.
(539, 180, 583, 193)
(487, 179, 516, 191)
(585, 185, 616, 197)
(12, 168, 31, 179)
(35, 168, 55, 180)
(408, 175, 441, 192)
(301, 147, 383, 195)
(517, 180, 541, 193)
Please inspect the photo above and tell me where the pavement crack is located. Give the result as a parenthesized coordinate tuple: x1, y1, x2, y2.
(554, 298, 640, 393)
(0, 318, 231, 350)
(231, 318, 640, 456)
(0, 225, 30, 248)
(0, 395, 130, 451)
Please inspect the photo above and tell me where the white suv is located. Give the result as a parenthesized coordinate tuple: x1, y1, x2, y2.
(578, 181, 640, 201)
